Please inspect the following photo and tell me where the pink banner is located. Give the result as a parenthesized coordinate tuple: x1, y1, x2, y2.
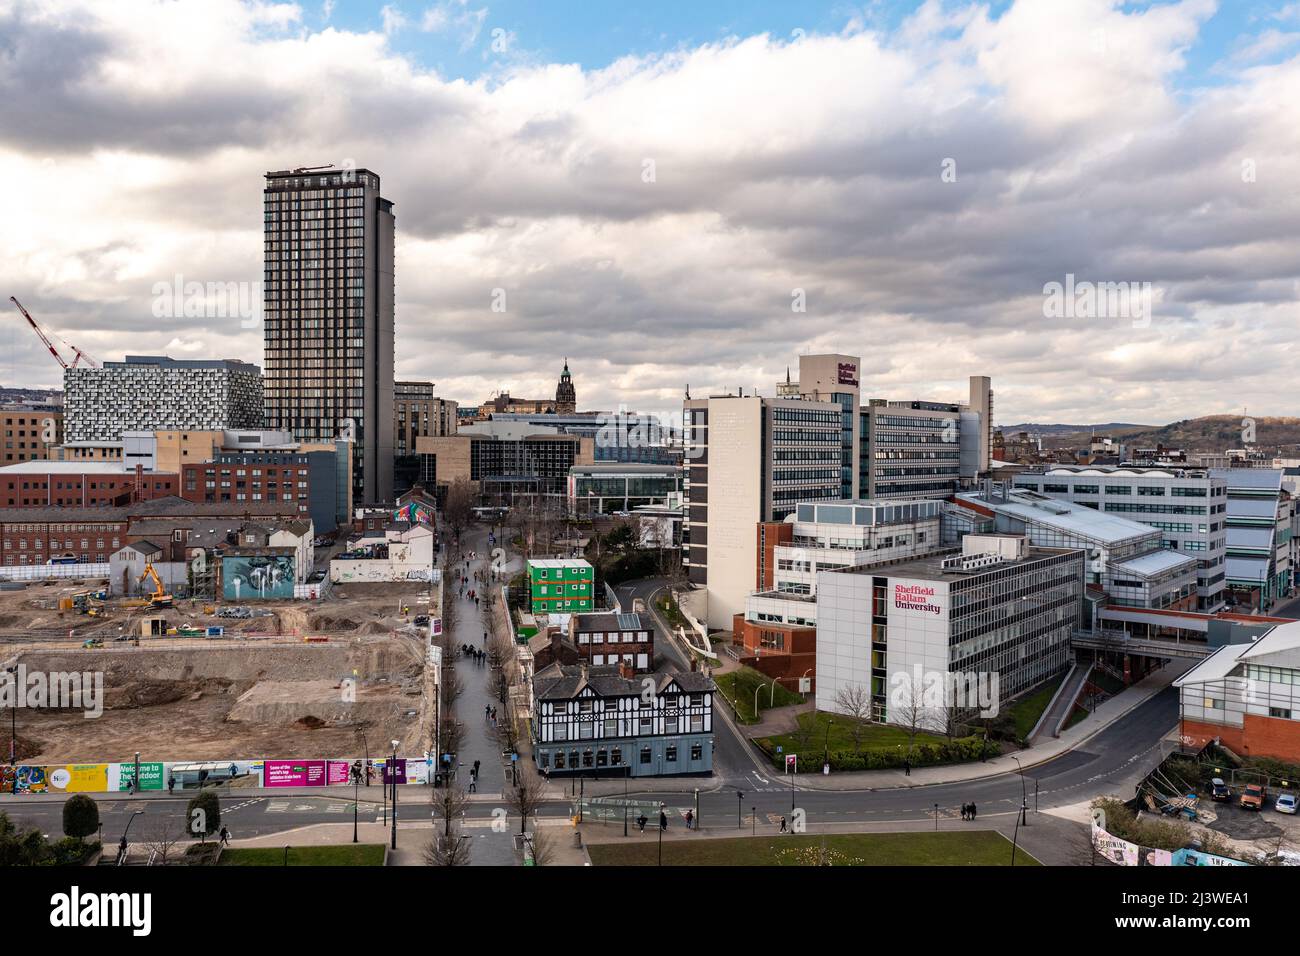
(263, 760, 327, 787)
(326, 760, 353, 785)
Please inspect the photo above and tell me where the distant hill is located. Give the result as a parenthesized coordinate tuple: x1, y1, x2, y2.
(998, 422, 1153, 437)
(1102, 415, 1300, 453)
(1002, 415, 1300, 453)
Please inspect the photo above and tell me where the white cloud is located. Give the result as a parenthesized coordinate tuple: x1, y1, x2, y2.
(0, 0, 1296, 428)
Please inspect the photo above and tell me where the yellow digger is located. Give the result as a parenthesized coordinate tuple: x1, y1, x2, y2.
(138, 561, 173, 609)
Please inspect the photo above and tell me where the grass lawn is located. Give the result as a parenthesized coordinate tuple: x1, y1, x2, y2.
(759, 710, 947, 757)
(1006, 676, 1064, 739)
(714, 666, 803, 722)
(587, 831, 1040, 866)
(219, 844, 386, 866)
(1064, 704, 1089, 730)
(655, 593, 688, 630)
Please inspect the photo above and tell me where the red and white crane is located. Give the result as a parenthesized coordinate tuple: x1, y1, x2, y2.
(8, 296, 98, 369)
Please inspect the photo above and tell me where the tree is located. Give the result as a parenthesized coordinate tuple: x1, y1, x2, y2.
(603, 520, 636, 554)
(508, 767, 548, 834)
(137, 815, 185, 866)
(832, 683, 873, 753)
(186, 790, 221, 843)
(423, 830, 472, 866)
(526, 825, 557, 866)
(430, 784, 471, 838)
(442, 478, 476, 543)
(62, 794, 99, 841)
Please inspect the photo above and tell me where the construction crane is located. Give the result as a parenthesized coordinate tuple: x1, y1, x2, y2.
(8, 296, 98, 369)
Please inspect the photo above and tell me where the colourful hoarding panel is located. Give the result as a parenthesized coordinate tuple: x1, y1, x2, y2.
(116, 762, 165, 791)
(264, 760, 328, 787)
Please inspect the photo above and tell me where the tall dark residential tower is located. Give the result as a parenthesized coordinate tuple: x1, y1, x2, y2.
(262, 166, 395, 504)
(555, 359, 576, 414)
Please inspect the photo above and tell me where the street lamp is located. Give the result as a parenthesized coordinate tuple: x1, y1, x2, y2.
(390, 739, 400, 850)
(1010, 756, 1029, 827)
(657, 801, 666, 866)
(119, 809, 144, 865)
(694, 787, 700, 830)
(823, 716, 834, 764)
(737, 790, 743, 830)
(5, 665, 16, 765)
(133, 752, 141, 795)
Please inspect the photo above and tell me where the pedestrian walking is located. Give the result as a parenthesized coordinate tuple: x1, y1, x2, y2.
(167, 775, 176, 794)
(685, 809, 694, 830)
(960, 802, 969, 821)
(637, 814, 647, 833)
(659, 810, 668, 832)
(779, 816, 788, 833)
(219, 826, 230, 847)
(970, 803, 977, 821)
(485, 704, 491, 720)
(904, 758, 911, 777)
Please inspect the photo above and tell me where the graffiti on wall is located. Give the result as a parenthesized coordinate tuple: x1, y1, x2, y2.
(223, 555, 295, 600)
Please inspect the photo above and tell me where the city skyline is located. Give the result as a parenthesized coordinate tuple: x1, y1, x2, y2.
(1, 1, 1298, 424)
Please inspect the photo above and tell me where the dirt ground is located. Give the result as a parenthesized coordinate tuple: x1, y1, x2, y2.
(0, 571, 442, 763)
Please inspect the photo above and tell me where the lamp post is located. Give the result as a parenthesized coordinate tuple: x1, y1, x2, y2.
(737, 790, 743, 830)
(133, 752, 141, 795)
(5, 665, 15, 765)
(390, 739, 400, 850)
(119, 808, 144, 865)
(933, 802, 939, 831)
(352, 760, 359, 844)
(1011, 755, 1029, 827)
(823, 716, 834, 764)
(694, 787, 700, 830)
(657, 801, 665, 866)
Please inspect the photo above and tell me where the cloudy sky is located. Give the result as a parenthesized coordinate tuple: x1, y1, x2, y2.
(1, 0, 1297, 426)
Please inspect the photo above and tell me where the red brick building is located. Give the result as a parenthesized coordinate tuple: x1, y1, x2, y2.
(0, 497, 304, 567)
(0, 463, 177, 508)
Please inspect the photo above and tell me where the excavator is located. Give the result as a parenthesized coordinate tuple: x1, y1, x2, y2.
(138, 561, 174, 609)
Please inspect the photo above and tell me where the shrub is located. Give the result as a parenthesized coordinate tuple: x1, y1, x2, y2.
(186, 790, 221, 841)
(62, 794, 99, 841)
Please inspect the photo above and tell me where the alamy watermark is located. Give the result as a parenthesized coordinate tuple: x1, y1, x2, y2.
(1042, 273, 1152, 328)
(888, 664, 1000, 719)
(1, 665, 103, 718)
(151, 274, 261, 329)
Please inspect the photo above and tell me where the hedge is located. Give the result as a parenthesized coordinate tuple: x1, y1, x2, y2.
(767, 735, 996, 773)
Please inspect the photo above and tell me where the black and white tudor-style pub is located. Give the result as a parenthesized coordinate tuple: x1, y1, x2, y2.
(531, 661, 715, 777)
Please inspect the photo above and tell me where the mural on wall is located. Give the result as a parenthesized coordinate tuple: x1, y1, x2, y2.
(223, 554, 295, 600)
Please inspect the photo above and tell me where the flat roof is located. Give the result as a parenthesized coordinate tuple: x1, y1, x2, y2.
(838, 545, 1076, 580)
(1112, 549, 1199, 577)
(0, 461, 149, 475)
(956, 490, 1160, 546)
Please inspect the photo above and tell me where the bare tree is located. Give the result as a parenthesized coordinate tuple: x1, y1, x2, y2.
(423, 830, 472, 867)
(891, 673, 937, 765)
(526, 825, 557, 866)
(442, 478, 476, 544)
(508, 766, 548, 834)
(832, 683, 873, 753)
(430, 784, 471, 838)
(440, 716, 465, 757)
(137, 816, 186, 866)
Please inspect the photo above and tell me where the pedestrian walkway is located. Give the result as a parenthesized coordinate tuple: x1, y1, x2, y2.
(447, 529, 516, 864)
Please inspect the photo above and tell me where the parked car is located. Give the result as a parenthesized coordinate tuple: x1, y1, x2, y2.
(1210, 778, 1231, 802)
(1276, 793, 1298, 815)
(414, 614, 430, 627)
(1240, 783, 1266, 811)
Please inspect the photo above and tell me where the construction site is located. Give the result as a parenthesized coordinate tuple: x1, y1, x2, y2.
(0, 572, 442, 765)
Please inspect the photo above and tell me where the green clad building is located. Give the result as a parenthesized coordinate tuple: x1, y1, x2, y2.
(528, 558, 595, 613)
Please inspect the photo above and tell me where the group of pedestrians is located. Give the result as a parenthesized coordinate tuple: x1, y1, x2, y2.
(960, 802, 979, 821)
(484, 704, 499, 727)
(461, 643, 486, 665)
